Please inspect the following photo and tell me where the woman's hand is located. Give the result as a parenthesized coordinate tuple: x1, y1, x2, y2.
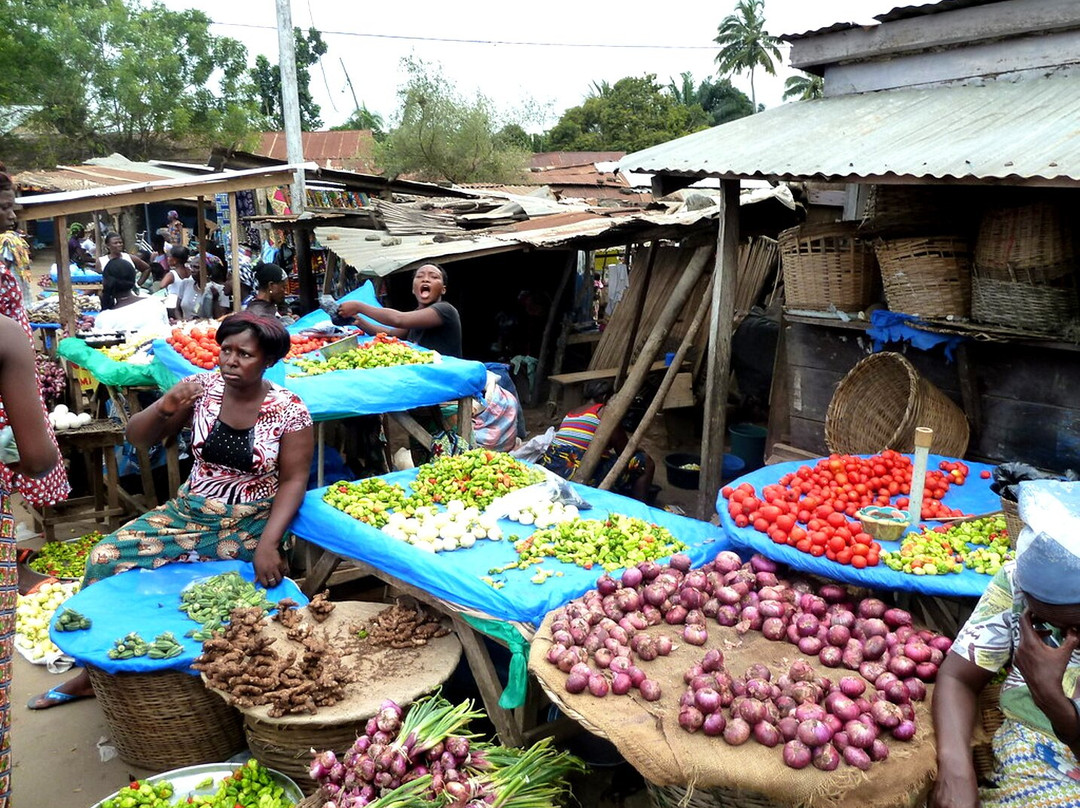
(253, 540, 288, 588)
(159, 381, 202, 416)
(930, 766, 981, 808)
(1015, 607, 1079, 708)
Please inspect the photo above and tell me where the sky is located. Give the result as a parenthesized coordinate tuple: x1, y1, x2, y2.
(164, 0, 905, 132)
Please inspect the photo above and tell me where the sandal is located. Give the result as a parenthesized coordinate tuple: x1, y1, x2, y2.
(26, 687, 94, 710)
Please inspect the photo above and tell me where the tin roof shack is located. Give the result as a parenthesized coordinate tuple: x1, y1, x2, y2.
(621, 0, 1080, 514)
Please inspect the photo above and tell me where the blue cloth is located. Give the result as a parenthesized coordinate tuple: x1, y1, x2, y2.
(50, 265, 102, 283)
(49, 560, 307, 675)
(717, 454, 1002, 598)
(291, 471, 731, 626)
(149, 280, 488, 421)
(867, 310, 966, 361)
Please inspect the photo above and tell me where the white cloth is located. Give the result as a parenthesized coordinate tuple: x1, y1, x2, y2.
(165, 274, 198, 319)
(605, 261, 629, 316)
(92, 297, 170, 334)
(97, 252, 135, 271)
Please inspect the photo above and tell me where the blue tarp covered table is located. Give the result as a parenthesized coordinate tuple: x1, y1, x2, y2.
(290, 470, 731, 628)
(717, 454, 1001, 598)
(50, 560, 307, 675)
(150, 282, 487, 421)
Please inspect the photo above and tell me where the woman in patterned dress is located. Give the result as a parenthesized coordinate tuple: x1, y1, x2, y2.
(932, 481, 1080, 807)
(29, 311, 313, 709)
(0, 171, 66, 803)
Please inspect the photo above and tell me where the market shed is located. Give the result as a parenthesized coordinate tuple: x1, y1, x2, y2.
(620, 0, 1080, 512)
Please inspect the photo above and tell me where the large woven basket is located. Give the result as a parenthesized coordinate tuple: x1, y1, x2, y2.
(875, 235, 972, 318)
(86, 666, 245, 770)
(974, 200, 1077, 284)
(1000, 497, 1023, 547)
(973, 682, 1004, 783)
(971, 274, 1079, 333)
(244, 714, 368, 795)
(825, 352, 970, 458)
(779, 223, 878, 312)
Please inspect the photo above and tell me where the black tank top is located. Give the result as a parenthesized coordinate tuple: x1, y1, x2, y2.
(201, 419, 255, 472)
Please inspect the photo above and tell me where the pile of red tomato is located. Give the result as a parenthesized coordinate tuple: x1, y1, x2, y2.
(721, 451, 970, 568)
(167, 327, 219, 369)
(285, 334, 335, 360)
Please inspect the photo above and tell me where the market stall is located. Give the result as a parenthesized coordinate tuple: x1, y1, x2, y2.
(288, 454, 729, 745)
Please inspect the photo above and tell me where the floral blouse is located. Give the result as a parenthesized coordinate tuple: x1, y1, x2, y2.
(184, 373, 311, 504)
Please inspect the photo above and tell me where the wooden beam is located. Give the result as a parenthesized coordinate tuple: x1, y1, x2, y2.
(531, 252, 576, 405)
(615, 243, 656, 391)
(697, 180, 740, 520)
(196, 195, 207, 290)
(573, 243, 714, 484)
(228, 192, 242, 312)
(599, 275, 713, 490)
(295, 224, 316, 314)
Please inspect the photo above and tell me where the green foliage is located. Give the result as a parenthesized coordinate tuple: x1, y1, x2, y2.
(332, 105, 386, 141)
(714, 0, 782, 110)
(377, 58, 530, 184)
(547, 74, 709, 152)
(783, 72, 825, 101)
(0, 0, 260, 163)
(697, 77, 755, 125)
(250, 26, 328, 131)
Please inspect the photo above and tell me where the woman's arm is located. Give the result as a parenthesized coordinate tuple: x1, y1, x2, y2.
(0, 317, 58, 477)
(126, 380, 202, 448)
(252, 426, 314, 586)
(930, 652, 995, 808)
(338, 300, 443, 334)
(130, 253, 149, 273)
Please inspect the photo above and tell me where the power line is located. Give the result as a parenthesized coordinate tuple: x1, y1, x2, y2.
(210, 21, 719, 50)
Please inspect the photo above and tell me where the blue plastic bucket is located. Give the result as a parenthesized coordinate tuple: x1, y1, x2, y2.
(722, 453, 746, 483)
(729, 423, 767, 472)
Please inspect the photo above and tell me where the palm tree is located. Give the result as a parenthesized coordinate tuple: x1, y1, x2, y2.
(667, 72, 698, 106)
(783, 72, 825, 101)
(714, 0, 782, 111)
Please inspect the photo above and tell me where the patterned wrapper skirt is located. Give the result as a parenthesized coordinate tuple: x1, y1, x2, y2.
(539, 442, 646, 495)
(982, 718, 1080, 806)
(83, 486, 273, 586)
(0, 492, 14, 806)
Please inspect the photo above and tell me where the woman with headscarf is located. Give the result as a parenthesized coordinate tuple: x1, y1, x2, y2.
(92, 258, 169, 334)
(932, 480, 1080, 807)
(165, 209, 184, 247)
(66, 223, 94, 268)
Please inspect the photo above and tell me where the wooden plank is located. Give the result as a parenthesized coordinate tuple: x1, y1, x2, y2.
(766, 443, 821, 465)
(698, 180, 739, 520)
(790, 416, 829, 457)
(451, 614, 524, 747)
(615, 243, 656, 390)
(550, 361, 668, 387)
(789, 365, 847, 423)
(457, 397, 474, 446)
(765, 316, 792, 452)
(228, 192, 242, 312)
(784, 322, 871, 372)
(970, 397, 1080, 471)
(389, 411, 434, 447)
(531, 253, 575, 403)
(970, 342, 1080, 408)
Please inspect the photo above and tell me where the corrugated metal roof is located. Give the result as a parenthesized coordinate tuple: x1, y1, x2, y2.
(780, 0, 1000, 40)
(257, 130, 376, 172)
(530, 152, 625, 169)
(619, 75, 1080, 186)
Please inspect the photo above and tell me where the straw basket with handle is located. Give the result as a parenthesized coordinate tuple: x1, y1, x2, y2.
(874, 235, 972, 319)
(825, 352, 969, 458)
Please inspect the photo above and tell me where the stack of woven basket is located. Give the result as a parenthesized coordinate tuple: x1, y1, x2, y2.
(971, 199, 1079, 334)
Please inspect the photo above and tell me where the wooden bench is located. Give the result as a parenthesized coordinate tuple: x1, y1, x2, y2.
(546, 360, 669, 418)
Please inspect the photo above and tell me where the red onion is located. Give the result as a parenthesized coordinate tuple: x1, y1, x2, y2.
(843, 746, 872, 771)
(723, 717, 751, 746)
(871, 700, 903, 729)
(869, 739, 890, 762)
(701, 599, 720, 619)
(746, 663, 771, 681)
(819, 646, 843, 667)
(679, 588, 705, 610)
(638, 560, 662, 580)
(679, 691, 696, 709)
(859, 662, 886, 682)
(778, 716, 799, 741)
(826, 625, 852, 647)
(929, 635, 953, 653)
(759, 601, 787, 620)
(756, 571, 779, 589)
(627, 666, 647, 687)
(684, 570, 709, 591)
(794, 702, 826, 722)
(825, 693, 860, 722)
(669, 553, 692, 573)
(832, 731, 849, 751)
(813, 744, 841, 771)
(611, 672, 633, 695)
(565, 672, 589, 694)
(643, 584, 667, 607)
(731, 678, 747, 697)
(795, 613, 820, 638)
(596, 574, 618, 596)
(882, 607, 912, 628)
(714, 551, 742, 574)
(546, 645, 567, 664)
(775, 695, 797, 716)
(754, 721, 782, 748)
(888, 655, 917, 679)
(737, 698, 767, 725)
(588, 674, 610, 697)
(892, 719, 916, 741)
(798, 636, 824, 655)
(786, 623, 802, 644)
(857, 598, 887, 619)
(746, 678, 772, 701)
(790, 682, 820, 704)
(839, 676, 866, 698)
(702, 712, 727, 736)
(916, 662, 939, 681)
(789, 660, 815, 682)
(557, 652, 579, 674)
(824, 713, 843, 734)
(903, 678, 927, 702)
(818, 583, 848, 604)
(783, 739, 812, 769)
(679, 706, 704, 732)
(683, 625, 708, 646)
(860, 635, 886, 661)
(842, 645, 864, 670)
(800, 594, 827, 618)
(758, 586, 783, 602)
(664, 605, 688, 625)
(797, 719, 833, 748)
(749, 554, 778, 573)
(882, 680, 910, 704)
(639, 679, 661, 701)
(859, 618, 889, 638)
(695, 688, 721, 714)
(656, 636, 674, 656)
(593, 648, 613, 669)
(844, 720, 877, 749)
(685, 665, 704, 684)
(716, 605, 739, 627)
(609, 655, 632, 673)
(716, 585, 742, 606)
(702, 648, 725, 672)
(894, 626, 915, 643)
(904, 642, 932, 664)
(621, 567, 644, 589)
(929, 647, 944, 666)
(685, 609, 706, 627)
(828, 609, 856, 629)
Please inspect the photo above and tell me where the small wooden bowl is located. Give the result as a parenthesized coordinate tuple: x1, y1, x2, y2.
(856, 506, 910, 541)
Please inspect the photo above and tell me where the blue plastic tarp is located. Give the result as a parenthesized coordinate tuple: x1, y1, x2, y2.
(290, 470, 732, 627)
(867, 310, 965, 361)
(51, 264, 102, 283)
(717, 454, 1001, 598)
(149, 281, 487, 420)
(49, 560, 307, 675)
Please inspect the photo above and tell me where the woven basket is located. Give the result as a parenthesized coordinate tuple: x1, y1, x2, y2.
(974, 200, 1077, 284)
(825, 352, 970, 458)
(973, 682, 1004, 783)
(874, 236, 972, 318)
(971, 274, 1079, 333)
(779, 223, 878, 312)
(1000, 497, 1023, 547)
(859, 185, 980, 237)
(244, 715, 367, 795)
(86, 666, 245, 770)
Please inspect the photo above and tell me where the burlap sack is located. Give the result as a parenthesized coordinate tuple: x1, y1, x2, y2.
(530, 614, 936, 808)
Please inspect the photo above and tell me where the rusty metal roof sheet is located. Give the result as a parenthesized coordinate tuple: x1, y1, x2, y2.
(619, 75, 1080, 187)
(257, 130, 376, 172)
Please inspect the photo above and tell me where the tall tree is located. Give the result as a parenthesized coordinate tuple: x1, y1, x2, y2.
(332, 105, 386, 141)
(377, 57, 530, 184)
(667, 72, 698, 107)
(697, 77, 755, 125)
(251, 26, 328, 131)
(713, 0, 782, 111)
(783, 72, 825, 101)
(547, 75, 709, 152)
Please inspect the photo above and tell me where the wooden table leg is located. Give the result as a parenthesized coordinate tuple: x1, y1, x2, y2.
(103, 446, 122, 530)
(89, 447, 105, 526)
(300, 549, 343, 597)
(165, 439, 181, 499)
(450, 614, 524, 747)
(457, 397, 474, 445)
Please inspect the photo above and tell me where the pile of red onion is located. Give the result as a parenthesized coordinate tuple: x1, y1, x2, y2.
(543, 552, 950, 707)
(679, 653, 916, 770)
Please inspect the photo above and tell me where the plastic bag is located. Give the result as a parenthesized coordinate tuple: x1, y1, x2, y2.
(510, 427, 554, 463)
(486, 478, 591, 522)
(991, 462, 1077, 502)
(1014, 480, 1080, 604)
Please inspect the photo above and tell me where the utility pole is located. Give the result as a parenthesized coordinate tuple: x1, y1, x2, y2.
(275, 0, 305, 214)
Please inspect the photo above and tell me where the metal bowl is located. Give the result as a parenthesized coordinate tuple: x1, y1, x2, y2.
(89, 761, 304, 808)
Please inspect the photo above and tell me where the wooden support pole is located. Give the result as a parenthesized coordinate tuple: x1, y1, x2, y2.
(295, 224, 316, 314)
(92, 212, 102, 258)
(228, 192, 242, 312)
(697, 180, 740, 520)
(598, 275, 714, 490)
(196, 195, 207, 289)
(531, 252, 576, 405)
(574, 243, 714, 485)
(615, 242, 656, 391)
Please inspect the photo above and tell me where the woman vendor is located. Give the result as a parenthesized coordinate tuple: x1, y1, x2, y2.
(932, 480, 1080, 807)
(331, 263, 462, 357)
(246, 262, 294, 323)
(539, 379, 655, 502)
(92, 258, 169, 334)
(96, 232, 149, 277)
(28, 312, 314, 710)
